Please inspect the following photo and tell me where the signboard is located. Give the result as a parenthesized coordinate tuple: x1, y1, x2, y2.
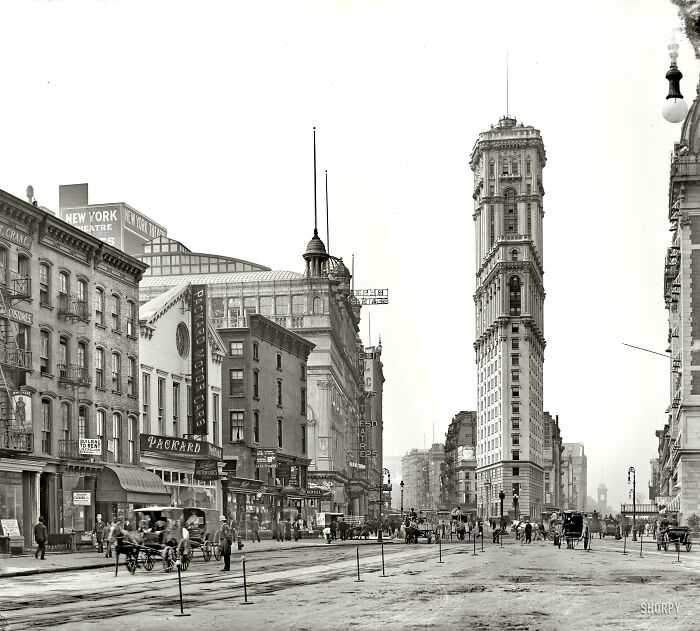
(0, 221, 32, 249)
(0, 519, 20, 537)
(191, 285, 209, 435)
(140, 433, 223, 460)
(194, 459, 220, 482)
(320, 501, 332, 512)
(123, 205, 167, 242)
(0, 305, 33, 326)
(276, 462, 290, 479)
(255, 449, 277, 467)
(289, 466, 299, 487)
(79, 438, 102, 455)
(350, 289, 389, 306)
(72, 491, 92, 506)
(305, 488, 325, 497)
(225, 477, 265, 492)
(61, 204, 121, 247)
(12, 391, 31, 428)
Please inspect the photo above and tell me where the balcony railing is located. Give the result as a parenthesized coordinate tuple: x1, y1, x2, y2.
(58, 439, 91, 460)
(0, 427, 33, 454)
(57, 364, 92, 387)
(0, 270, 31, 301)
(58, 294, 90, 322)
(0, 343, 31, 371)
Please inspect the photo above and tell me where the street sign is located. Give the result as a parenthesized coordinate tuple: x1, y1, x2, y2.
(255, 449, 277, 467)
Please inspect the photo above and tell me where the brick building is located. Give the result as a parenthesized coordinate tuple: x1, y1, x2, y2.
(442, 411, 477, 512)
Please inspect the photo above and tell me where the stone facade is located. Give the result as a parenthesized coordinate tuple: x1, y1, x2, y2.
(442, 411, 477, 511)
(470, 116, 547, 520)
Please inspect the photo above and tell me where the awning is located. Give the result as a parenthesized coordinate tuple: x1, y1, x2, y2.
(96, 464, 171, 505)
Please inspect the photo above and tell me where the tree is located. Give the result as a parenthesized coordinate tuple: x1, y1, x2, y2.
(686, 513, 700, 530)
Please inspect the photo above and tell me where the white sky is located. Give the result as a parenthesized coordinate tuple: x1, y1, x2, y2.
(0, 0, 693, 507)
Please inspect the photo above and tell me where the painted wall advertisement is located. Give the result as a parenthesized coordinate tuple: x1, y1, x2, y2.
(12, 391, 31, 428)
(191, 284, 209, 435)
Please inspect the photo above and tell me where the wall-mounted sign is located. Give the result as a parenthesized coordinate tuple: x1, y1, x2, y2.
(0, 305, 33, 326)
(350, 289, 389, 306)
(255, 449, 277, 467)
(0, 221, 32, 249)
(0, 519, 20, 537)
(72, 491, 92, 506)
(194, 459, 220, 481)
(191, 284, 209, 436)
(140, 433, 222, 460)
(276, 462, 290, 478)
(79, 438, 102, 455)
(12, 391, 31, 428)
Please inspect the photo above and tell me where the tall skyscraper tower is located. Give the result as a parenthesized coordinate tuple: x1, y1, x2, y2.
(470, 116, 547, 520)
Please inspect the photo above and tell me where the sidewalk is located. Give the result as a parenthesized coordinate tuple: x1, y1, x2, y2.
(0, 535, 395, 578)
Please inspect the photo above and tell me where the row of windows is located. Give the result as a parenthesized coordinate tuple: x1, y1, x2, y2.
(40, 399, 137, 463)
(487, 158, 532, 178)
(212, 295, 325, 318)
(229, 369, 306, 413)
(229, 411, 306, 451)
(94, 288, 138, 334)
(229, 342, 306, 378)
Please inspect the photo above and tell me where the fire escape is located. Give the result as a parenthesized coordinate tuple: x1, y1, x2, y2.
(56, 289, 92, 461)
(0, 267, 33, 456)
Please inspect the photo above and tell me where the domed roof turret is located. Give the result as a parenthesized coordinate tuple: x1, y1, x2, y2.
(304, 230, 328, 258)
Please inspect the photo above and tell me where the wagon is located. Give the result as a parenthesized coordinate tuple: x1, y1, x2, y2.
(659, 526, 692, 552)
(133, 506, 192, 571)
(562, 511, 585, 549)
(180, 507, 221, 563)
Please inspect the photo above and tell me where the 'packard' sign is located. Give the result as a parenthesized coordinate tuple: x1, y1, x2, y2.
(191, 284, 208, 435)
(140, 433, 223, 460)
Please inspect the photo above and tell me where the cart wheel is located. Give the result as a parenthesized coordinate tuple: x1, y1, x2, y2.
(143, 553, 154, 571)
(126, 554, 137, 575)
(203, 540, 212, 562)
(163, 546, 175, 572)
(180, 553, 190, 571)
(687, 542, 692, 552)
(213, 531, 221, 561)
(663, 542, 668, 552)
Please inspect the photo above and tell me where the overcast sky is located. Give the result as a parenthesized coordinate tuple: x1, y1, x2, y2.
(0, 0, 692, 507)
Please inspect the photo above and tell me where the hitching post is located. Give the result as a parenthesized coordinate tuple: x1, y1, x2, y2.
(438, 534, 443, 563)
(174, 559, 190, 617)
(355, 546, 364, 582)
(241, 555, 253, 605)
(380, 542, 387, 577)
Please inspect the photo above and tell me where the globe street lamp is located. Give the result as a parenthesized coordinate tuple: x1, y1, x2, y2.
(400, 480, 404, 521)
(628, 466, 637, 541)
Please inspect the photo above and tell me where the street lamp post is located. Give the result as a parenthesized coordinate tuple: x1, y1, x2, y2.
(513, 493, 519, 520)
(378, 468, 390, 542)
(400, 480, 404, 521)
(499, 490, 505, 525)
(628, 466, 637, 541)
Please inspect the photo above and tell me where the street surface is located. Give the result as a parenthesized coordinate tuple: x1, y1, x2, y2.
(0, 536, 697, 630)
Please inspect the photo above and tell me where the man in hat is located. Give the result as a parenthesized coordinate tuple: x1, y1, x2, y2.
(34, 516, 48, 560)
(219, 516, 232, 571)
(93, 514, 106, 554)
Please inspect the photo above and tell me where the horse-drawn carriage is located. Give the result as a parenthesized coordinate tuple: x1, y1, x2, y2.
(562, 511, 587, 549)
(658, 525, 692, 552)
(404, 512, 438, 544)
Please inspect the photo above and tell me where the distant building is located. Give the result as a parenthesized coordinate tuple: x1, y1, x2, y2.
(363, 343, 386, 519)
(401, 444, 445, 512)
(58, 183, 168, 256)
(562, 443, 587, 511)
(543, 413, 564, 509)
(442, 411, 477, 511)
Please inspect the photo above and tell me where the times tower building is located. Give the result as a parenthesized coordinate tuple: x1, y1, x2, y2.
(470, 116, 546, 520)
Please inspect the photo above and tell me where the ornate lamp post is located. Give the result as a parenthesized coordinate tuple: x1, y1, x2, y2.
(628, 466, 637, 541)
(400, 480, 404, 521)
(513, 492, 519, 520)
(499, 490, 505, 525)
(378, 468, 390, 542)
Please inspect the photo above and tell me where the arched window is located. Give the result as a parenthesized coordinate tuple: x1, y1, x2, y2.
(59, 271, 69, 296)
(292, 295, 305, 315)
(39, 263, 51, 305)
(488, 159, 495, 179)
(17, 254, 29, 279)
(96, 409, 105, 456)
(112, 413, 121, 463)
(126, 301, 136, 336)
(58, 336, 69, 379)
(127, 357, 136, 396)
(509, 276, 522, 316)
(95, 347, 105, 388)
(77, 341, 87, 370)
(78, 406, 87, 440)
(512, 160, 519, 176)
(0, 247, 8, 285)
(40, 329, 51, 375)
(95, 288, 105, 325)
(312, 296, 323, 314)
(526, 159, 531, 176)
(504, 189, 518, 235)
(41, 399, 52, 454)
(128, 416, 137, 463)
(511, 249, 518, 261)
(61, 402, 71, 445)
(77, 278, 87, 302)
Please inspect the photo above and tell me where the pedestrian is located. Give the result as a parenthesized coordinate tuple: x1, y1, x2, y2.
(293, 517, 301, 542)
(276, 518, 284, 542)
(284, 518, 292, 541)
(219, 516, 232, 571)
(478, 521, 484, 542)
(330, 520, 337, 541)
(34, 516, 48, 560)
(93, 514, 106, 554)
(339, 518, 348, 541)
(251, 516, 261, 543)
(104, 518, 115, 557)
(525, 520, 532, 544)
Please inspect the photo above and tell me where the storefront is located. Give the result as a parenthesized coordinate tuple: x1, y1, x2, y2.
(95, 463, 172, 524)
(224, 477, 273, 534)
(139, 433, 223, 514)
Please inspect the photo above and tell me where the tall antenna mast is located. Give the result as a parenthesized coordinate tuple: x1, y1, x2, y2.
(325, 169, 330, 253)
(313, 127, 318, 235)
(351, 254, 355, 291)
(506, 51, 509, 117)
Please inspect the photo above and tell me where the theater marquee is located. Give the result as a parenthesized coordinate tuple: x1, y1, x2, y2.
(191, 284, 208, 435)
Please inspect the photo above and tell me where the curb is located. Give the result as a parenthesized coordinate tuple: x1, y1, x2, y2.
(0, 539, 395, 578)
